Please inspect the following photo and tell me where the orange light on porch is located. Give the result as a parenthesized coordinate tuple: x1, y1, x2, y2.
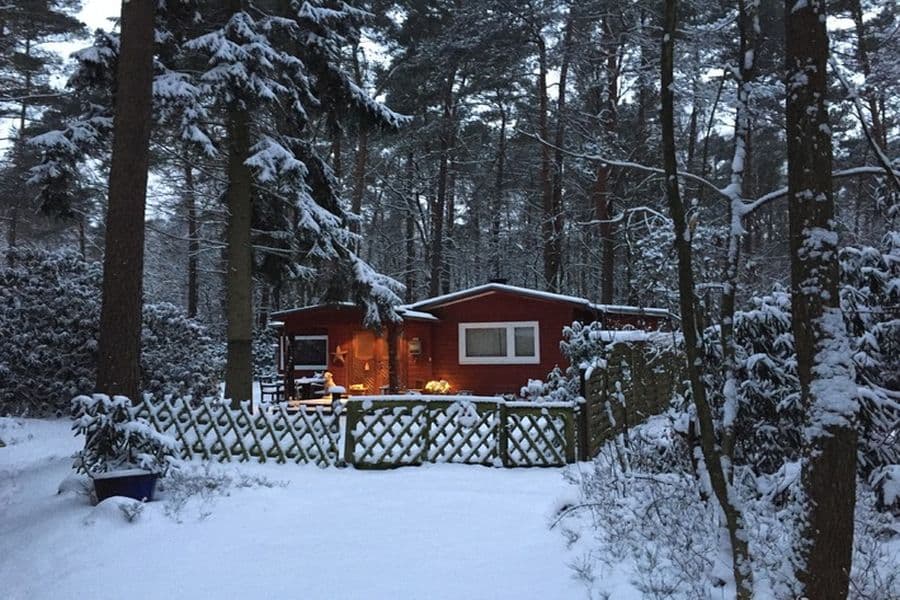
(424, 379, 451, 394)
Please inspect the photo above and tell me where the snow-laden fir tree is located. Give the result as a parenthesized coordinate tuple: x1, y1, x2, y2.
(27, 1, 410, 404)
(183, 0, 409, 403)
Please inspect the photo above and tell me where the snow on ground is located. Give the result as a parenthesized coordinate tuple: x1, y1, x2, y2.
(0, 418, 638, 600)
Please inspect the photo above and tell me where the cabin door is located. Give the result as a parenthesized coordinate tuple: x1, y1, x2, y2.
(349, 331, 388, 394)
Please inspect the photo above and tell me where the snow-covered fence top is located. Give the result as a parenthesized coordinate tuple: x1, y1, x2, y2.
(344, 396, 577, 468)
(135, 397, 340, 467)
(133, 395, 578, 469)
(578, 342, 680, 458)
(350, 394, 577, 409)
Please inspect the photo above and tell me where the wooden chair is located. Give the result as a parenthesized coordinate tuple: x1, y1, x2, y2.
(259, 380, 284, 403)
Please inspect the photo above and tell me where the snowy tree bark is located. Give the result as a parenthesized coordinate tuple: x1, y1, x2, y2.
(184, 161, 199, 319)
(720, 0, 760, 471)
(429, 67, 456, 297)
(660, 1, 753, 596)
(223, 0, 253, 407)
(785, 1, 858, 595)
(594, 16, 620, 305)
(849, 0, 886, 149)
(350, 47, 368, 243)
(404, 152, 416, 303)
(491, 98, 507, 280)
(550, 14, 575, 291)
(536, 34, 560, 292)
(94, 0, 155, 401)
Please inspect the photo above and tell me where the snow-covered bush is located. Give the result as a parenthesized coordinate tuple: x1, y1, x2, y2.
(142, 302, 224, 400)
(559, 415, 900, 599)
(519, 367, 577, 403)
(727, 287, 802, 474)
(840, 232, 900, 474)
(0, 248, 100, 416)
(252, 326, 278, 380)
(72, 394, 178, 475)
(704, 233, 899, 476)
(0, 249, 224, 416)
(557, 235, 900, 597)
(524, 320, 680, 406)
(161, 462, 287, 522)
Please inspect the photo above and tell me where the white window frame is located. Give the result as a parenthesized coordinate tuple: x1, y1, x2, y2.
(292, 335, 329, 370)
(458, 321, 540, 365)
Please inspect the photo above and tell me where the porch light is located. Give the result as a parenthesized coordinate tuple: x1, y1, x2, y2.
(408, 337, 422, 356)
(424, 379, 450, 394)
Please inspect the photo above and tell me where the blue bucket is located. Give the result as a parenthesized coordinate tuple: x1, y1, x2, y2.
(92, 470, 160, 502)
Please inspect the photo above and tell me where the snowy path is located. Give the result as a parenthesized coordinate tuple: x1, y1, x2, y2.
(0, 418, 602, 600)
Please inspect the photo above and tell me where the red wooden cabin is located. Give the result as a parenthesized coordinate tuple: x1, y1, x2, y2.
(271, 283, 671, 396)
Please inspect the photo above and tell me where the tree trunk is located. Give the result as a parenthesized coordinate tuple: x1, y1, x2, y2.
(549, 17, 576, 291)
(595, 16, 620, 304)
(404, 152, 416, 303)
(698, 74, 726, 205)
(331, 125, 342, 182)
(6, 206, 17, 266)
(441, 167, 456, 294)
(537, 35, 559, 292)
(387, 323, 401, 393)
(7, 37, 32, 266)
(492, 100, 507, 279)
(720, 0, 759, 470)
(350, 123, 368, 239)
(786, 2, 857, 595)
(185, 161, 199, 318)
(94, 0, 156, 401)
(849, 0, 885, 148)
(661, 2, 753, 596)
(78, 215, 86, 258)
(429, 67, 456, 296)
(223, 0, 254, 408)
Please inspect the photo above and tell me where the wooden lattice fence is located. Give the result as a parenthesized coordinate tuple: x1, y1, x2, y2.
(132, 396, 577, 469)
(578, 341, 681, 459)
(343, 397, 576, 469)
(135, 397, 341, 467)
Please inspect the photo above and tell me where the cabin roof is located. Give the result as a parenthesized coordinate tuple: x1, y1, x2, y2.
(407, 283, 672, 317)
(270, 302, 439, 322)
(270, 284, 671, 321)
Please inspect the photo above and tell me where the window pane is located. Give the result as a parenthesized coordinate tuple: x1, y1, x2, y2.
(465, 328, 507, 357)
(293, 338, 327, 366)
(514, 326, 535, 357)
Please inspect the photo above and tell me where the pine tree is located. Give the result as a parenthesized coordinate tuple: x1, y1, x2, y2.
(94, 0, 156, 401)
(0, 0, 85, 254)
(184, 0, 409, 404)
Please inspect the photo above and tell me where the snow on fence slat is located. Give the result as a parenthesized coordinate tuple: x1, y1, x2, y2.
(578, 343, 680, 459)
(135, 397, 341, 467)
(132, 396, 577, 469)
(344, 397, 577, 468)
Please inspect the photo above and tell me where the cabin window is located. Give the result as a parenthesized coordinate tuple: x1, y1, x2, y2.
(292, 335, 328, 370)
(458, 322, 540, 365)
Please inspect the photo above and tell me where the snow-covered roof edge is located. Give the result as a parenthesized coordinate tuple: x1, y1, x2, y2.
(270, 301, 358, 318)
(270, 302, 439, 322)
(407, 283, 671, 318)
(270, 284, 671, 322)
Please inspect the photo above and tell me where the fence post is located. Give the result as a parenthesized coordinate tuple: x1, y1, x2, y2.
(421, 402, 433, 464)
(563, 407, 577, 464)
(577, 370, 591, 461)
(498, 401, 509, 467)
(343, 401, 358, 468)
